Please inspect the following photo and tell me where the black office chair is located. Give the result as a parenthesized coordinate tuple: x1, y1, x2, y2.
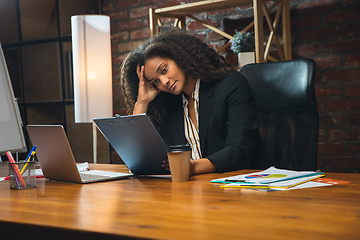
(239, 59, 319, 171)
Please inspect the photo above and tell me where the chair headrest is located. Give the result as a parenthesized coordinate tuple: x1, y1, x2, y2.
(239, 59, 317, 111)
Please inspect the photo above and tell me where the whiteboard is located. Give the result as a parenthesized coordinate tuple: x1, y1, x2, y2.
(0, 43, 27, 154)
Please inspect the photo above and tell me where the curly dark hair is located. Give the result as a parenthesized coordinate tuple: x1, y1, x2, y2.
(120, 29, 235, 131)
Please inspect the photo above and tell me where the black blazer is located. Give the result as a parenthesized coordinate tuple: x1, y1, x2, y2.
(160, 71, 272, 172)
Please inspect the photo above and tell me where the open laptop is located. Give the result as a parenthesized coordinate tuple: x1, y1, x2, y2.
(94, 114, 170, 175)
(26, 125, 134, 183)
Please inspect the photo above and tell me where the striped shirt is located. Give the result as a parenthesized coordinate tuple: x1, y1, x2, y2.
(182, 79, 202, 160)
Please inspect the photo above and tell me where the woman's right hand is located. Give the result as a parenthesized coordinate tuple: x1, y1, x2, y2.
(137, 64, 160, 104)
(133, 64, 161, 114)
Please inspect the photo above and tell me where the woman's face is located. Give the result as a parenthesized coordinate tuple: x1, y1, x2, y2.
(143, 57, 186, 95)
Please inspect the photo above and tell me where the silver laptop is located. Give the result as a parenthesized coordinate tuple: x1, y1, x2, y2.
(26, 125, 134, 183)
(94, 114, 169, 175)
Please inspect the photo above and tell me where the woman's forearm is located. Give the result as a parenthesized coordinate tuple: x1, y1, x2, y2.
(190, 158, 217, 176)
(133, 101, 149, 115)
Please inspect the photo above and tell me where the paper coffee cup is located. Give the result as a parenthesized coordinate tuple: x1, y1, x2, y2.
(166, 144, 191, 182)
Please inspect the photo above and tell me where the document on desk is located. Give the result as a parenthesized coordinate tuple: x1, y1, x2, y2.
(211, 167, 353, 191)
(247, 178, 351, 191)
(220, 174, 324, 189)
(211, 166, 324, 185)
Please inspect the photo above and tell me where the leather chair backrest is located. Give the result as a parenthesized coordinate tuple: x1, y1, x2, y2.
(239, 59, 319, 170)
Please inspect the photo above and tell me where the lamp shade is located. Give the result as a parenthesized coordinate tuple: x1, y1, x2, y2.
(71, 15, 112, 123)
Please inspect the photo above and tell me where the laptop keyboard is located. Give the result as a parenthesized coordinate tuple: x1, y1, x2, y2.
(79, 173, 109, 181)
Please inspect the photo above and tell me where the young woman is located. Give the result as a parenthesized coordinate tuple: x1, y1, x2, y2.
(120, 30, 271, 176)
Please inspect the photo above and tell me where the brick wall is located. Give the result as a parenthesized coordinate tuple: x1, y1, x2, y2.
(102, 0, 360, 172)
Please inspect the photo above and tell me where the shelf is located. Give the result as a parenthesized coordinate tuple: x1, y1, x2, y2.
(154, 0, 253, 17)
(150, 0, 292, 63)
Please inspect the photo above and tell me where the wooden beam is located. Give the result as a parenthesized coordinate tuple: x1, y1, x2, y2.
(188, 15, 234, 40)
(254, 0, 264, 63)
(216, 41, 231, 53)
(282, 0, 292, 60)
(149, 8, 157, 37)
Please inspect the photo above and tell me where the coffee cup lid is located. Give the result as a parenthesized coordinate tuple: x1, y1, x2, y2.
(166, 144, 191, 153)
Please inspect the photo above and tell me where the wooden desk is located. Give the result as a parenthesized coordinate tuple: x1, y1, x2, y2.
(150, 0, 292, 63)
(1, 163, 360, 240)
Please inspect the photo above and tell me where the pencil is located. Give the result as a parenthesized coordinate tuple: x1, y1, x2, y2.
(20, 151, 36, 175)
(6, 151, 27, 188)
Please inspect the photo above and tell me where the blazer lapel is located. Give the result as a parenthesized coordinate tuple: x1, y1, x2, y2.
(199, 81, 215, 154)
(166, 96, 187, 145)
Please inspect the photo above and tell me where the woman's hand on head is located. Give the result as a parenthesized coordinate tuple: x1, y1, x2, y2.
(133, 64, 161, 115)
(136, 64, 161, 104)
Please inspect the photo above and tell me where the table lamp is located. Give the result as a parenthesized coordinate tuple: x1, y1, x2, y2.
(71, 15, 112, 164)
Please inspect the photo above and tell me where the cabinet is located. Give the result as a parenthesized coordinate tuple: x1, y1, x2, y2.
(0, 0, 110, 163)
(150, 0, 292, 63)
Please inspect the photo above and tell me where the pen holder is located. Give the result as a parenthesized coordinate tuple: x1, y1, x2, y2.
(9, 160, 36, 190)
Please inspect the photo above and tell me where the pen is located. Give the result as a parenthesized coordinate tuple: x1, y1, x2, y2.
(6, 151, 27, 188)
(25, 146, 36, 162)
(18, 146, 37, 177)
(9, 164, 20, 188)
(20, 151, 36, 175)
(224, 179, 247, 182)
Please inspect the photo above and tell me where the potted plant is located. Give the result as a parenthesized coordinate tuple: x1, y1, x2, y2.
(230, 30, 255, 67)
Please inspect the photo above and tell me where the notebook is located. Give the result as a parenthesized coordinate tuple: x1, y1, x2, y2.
(93, 114, 169, 175)
(26, 125, 134, 183)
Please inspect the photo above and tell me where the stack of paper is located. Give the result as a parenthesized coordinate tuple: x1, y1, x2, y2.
(211, 166, 326, 191)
